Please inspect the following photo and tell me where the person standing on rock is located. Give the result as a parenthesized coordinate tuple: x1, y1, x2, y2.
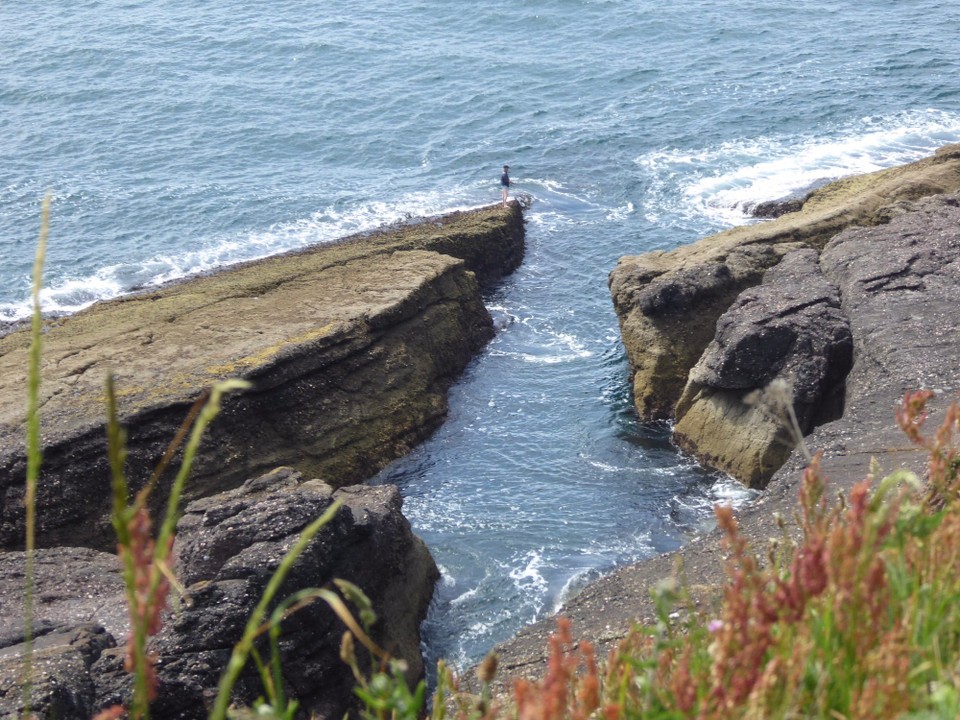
(500, 165, 512, 206)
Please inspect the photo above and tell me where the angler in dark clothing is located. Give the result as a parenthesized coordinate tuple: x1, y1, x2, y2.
(500, 164, 511, 206)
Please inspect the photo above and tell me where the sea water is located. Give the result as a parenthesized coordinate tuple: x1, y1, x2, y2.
(3, 0, 960, 670)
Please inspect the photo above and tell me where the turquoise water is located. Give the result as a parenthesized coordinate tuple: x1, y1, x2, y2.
(4, 0, 960, 669)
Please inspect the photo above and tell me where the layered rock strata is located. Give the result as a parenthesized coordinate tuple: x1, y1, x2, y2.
(0, 203, 524, 551)
(672, 249, 853, 487)
(609, 144, 960, 486)
(0, 470, 438, 719)
(609, 143, 960, 426)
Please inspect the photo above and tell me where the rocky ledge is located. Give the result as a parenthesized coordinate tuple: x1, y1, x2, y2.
(0, 203, 524, 551)
(0, 469, 438, 719)
(609, 143, 960, 488)
(486, 148, 960, 686)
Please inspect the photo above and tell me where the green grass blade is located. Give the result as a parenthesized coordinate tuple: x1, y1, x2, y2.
(21, 193, 50, 719)
(209, 498, 343, 720)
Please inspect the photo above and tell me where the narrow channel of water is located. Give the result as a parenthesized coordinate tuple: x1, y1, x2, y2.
(374, 191, 752, 671)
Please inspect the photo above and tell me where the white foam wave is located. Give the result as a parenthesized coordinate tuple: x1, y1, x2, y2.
(585, 459, 623, 473)
(709, 475, 758, 507)
(508, 549, 548, 595)
(436, 564, 457, 588)
(0, 190, 489, 322)
(38, 274, 123, 314)
(450, 586, 480, 607)
(489, 318, 594, 365)
(554, 567, 601, 612)
(637, 108, 960, 229)
(550, 530, 655, 610)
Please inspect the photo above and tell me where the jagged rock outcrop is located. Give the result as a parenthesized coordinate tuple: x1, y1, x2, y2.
(609, 143, 960, 424)
(94, 469, 438, 719)
(672, 249, 852, 487)
(0, 470, 438, 720)
(0, 204, 524, 552)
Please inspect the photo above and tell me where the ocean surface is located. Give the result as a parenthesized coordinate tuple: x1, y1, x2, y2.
(4, 0, 960, 673)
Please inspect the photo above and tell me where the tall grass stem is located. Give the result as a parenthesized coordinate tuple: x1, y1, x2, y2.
(210, 498, 343, 720)
(21, 193, 50, 718)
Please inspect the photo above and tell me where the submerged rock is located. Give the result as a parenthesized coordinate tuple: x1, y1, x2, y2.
(0, 203, 524, 552)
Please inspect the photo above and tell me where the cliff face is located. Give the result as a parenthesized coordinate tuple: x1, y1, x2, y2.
(0, 203, 525, 551)
(609, 144, 960, 487)
(610, 144, 960, 421)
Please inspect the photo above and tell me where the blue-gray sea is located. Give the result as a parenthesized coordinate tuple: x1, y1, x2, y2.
(4, 0, 960, 672)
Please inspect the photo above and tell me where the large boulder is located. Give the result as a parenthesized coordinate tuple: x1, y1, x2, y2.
(609, 242, 794, 420)
(93, 469, 439, 720)
(609, 144, 960, 421)
(672, 249, 852, 487)
(0, 204, 525, 552)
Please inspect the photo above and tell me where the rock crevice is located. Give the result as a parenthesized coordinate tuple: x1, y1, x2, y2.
(485, 150, 960, 691)
(0, 203, 524, 717)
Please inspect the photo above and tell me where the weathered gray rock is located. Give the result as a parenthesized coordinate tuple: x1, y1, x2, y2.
(748, 195, 807, 218)
(609, 143, 960, 422)
(92, 469, 438, 720)
(673, 249, 852, 487)
(610, 242, 793, 420)
(767, 192, 960, 493)
(0, 548, 126, 717)
(0, 204, 525, 552)
(0, 623, 116, 720)
(0, 547, 128, 640)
